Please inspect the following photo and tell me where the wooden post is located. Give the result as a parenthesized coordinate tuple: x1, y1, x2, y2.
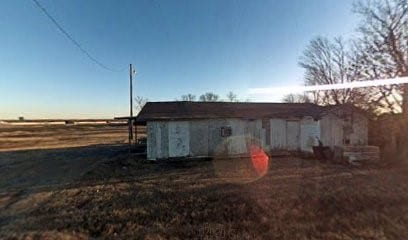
(134, 123, 138, 147)
(129, 64, 134, 151)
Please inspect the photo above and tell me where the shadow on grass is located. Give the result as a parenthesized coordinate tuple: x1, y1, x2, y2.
(0, 144, 130, 192)
(2, 149, 408, 239)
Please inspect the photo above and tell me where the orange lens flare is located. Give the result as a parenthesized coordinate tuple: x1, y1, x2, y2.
(249, 145, 269, 176)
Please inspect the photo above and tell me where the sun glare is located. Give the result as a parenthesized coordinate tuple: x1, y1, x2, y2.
(249, 77, 408, 95)
(249, 145, 269, 176)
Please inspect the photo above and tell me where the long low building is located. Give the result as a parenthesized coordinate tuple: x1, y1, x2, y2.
(135, 101, 368, 160)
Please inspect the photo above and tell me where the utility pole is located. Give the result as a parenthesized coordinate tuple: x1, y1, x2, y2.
(129, 64, 134, 150)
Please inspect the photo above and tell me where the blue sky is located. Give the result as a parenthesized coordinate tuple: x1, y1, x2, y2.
(0, 0, 358, 119)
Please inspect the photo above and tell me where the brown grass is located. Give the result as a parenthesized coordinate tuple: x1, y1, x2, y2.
(1, 125, 408, 239)
(0, 124, 146, 152)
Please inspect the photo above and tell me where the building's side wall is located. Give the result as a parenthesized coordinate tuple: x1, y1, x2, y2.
(300, 117, 320, 152)
(226, 119, 247, 154)
(147, 118, 267, 160)
(146, 114, 368, 159)
(244, 119, 264, 148)
(168, 121, 190, 157)
(207, 119, 228, 156)
(320, 112, 368, 149)
(156, 122, 169, 159)
(320, 114, 344, 149)
(189, 120, 209, 156)
(270, 119, 287, 150)
(206, 118, 263, 156)
(147, 121, 169, 160)
(147, 121, 157, 160)
(286, 121, 300, 150)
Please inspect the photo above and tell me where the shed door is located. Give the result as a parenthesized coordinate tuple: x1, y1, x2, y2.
(286, 121, 300, 150)
(168, 121, 189, 157)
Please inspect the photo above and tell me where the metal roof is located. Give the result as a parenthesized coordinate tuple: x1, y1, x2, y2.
(135, 101, 325, 122)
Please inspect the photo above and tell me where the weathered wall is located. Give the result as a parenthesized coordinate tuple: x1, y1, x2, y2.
(300, 117, 320, 152)
(189, 120, 209, 156)
(168, 121, 189, 157)
(226, 119, 247, 154)
(146, 122, 157, 160)
(156, 122, 169, 159)
(207, 119, 228, 156)
(147, 118, 267, 160)
(286, 121, 300, 150)
(320, 114, 343, 149)
(146, 114, 368, 159)
(270, 119, 286, 150)
(147, 121, 169, 160)
(320, 112, 368, 149)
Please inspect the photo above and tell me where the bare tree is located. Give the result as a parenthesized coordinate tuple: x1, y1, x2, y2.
(353, 0, 408, 114)
(226, 91, 238, 102)
(199, 92, 220, 102)
(180, 94, 196, 101)
(282, 93, 312, 103)
(134, 96, 148, 113)
(299, 37, 361, 106)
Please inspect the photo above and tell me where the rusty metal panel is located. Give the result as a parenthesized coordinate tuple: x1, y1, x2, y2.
(168, 121, 190, 157)
(270, 119, 287, 150)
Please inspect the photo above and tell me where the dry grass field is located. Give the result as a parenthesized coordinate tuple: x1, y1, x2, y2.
(0, 123, 130, 152)
(1, 124, 408, 239)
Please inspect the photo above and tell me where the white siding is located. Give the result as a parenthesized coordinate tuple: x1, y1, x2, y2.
(146, 122, 157, 160)
(168, 121, 190, 157)
(189, 120, 209, 156)
(286, 121, 300, 150)
(156, 122, 169, 159)
(300, 117, 320, 152)
(146, 113, 368, 160)
(320, 114, 344, 149)
(270, 119, 287, 150)
(227, 119, 247, 154)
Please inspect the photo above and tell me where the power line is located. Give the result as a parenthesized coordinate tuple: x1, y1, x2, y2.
(31, 0, 121, 72)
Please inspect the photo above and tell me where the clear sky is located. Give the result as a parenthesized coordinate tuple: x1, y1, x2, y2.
(0, 0, 358, 119)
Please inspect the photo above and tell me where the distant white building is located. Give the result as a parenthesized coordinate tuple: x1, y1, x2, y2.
(135, 102, 368, 160)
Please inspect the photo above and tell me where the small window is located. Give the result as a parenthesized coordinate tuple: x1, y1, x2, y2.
(221, 126, 232, 137)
